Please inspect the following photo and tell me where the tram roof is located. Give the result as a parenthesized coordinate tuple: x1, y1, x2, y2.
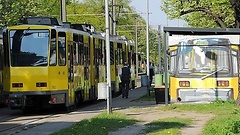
(163, 27, 240, 35)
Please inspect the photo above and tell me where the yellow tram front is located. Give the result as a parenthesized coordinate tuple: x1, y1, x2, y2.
(2, 23, 74, 110)
(169, 37, 238, 102)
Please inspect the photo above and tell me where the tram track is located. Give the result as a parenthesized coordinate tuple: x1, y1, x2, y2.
(0, 110, 64, 135)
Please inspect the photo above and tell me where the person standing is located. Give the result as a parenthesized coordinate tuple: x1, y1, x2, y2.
(119, 62, 131, 98)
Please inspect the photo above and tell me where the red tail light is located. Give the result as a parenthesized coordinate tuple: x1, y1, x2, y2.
(179, 81, 190, 87)
(50, 97, 57, 103)
(217, 81, 229, 87)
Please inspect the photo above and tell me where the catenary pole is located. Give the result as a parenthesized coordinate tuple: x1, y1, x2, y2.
(135, 18, 138, 80)
(163, 31, 169, 105)
(158, 25, 161, 73)
(60, 0, 66, 22)
(113, 0, 116, 35)
(105, 0, 112, 114)
(146, 0, 150, 95)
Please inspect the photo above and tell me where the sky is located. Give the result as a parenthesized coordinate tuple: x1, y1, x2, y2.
(130, 0, 186, 29)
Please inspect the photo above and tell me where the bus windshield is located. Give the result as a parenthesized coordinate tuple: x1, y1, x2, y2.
(10, 29, 49, 67)
(176, 38, 230, 75)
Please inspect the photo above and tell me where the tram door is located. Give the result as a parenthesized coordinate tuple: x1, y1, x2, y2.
(68, 44, 74, 105)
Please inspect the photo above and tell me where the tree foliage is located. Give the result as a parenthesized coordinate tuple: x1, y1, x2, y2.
(161, 0, 240, 28)
(0, 0, 159, 64)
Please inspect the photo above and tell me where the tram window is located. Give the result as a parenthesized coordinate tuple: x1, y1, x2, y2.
(131, 46, 135, 65)
(170, 50, 177, 73)
(79, 43, 84, 65)
(49, 30, 56, 66)
(128, 52, 131, 66)
(110, 42, 114, 65)
(93, 38, 96, 65)
(122, 51, 126, 64)
(232, 50, 238, 75)
(117, 43, 122, 64)
(10, 29, 49, 67)
(84, 46, 89, 65)
(115, 49, 118, 65)
(103, 41, 106, 65)
(94, 41, 99, 66)
(79, 35, 84, 65)
(73, 34, 78, 65)
(3, 31, 9, 67)
(119, 48, 122, 64)
(84, 37, 90, 65)
(73, 43, 77, 65)
(58, 32, 66, 66)
(99, 39, 103, 65)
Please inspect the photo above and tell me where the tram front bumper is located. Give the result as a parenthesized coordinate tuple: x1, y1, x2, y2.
(8, 94, 25, 109)
(177, 88, 233, 102)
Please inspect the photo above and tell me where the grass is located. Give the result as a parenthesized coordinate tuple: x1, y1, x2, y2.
(133, 93, 240, 135)
(159, 99, 240, 135)
(51, 112, 139, 135)
(52, 93, 240, 135)
(144, 117, 192, 135)
(133, 90, 155, 102)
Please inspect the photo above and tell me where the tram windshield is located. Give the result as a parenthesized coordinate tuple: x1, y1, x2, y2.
(176, 38, 230, 75)
(10, 29, 49, 66)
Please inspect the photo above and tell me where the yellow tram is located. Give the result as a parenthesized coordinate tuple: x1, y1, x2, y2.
(168, 36, 239, 102)
(2, 17, 137, 111)
(0, 29, 3, 104)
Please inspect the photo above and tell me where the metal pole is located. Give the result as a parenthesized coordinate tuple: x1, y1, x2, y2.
(146, 0, 150, 95)
(60, 0, 66, 22)
(109, 0, 113, 35)
(105, 0, 112, 114)
(113, 0, 116, 35)
(163, 30, 169, 105)
(158, 25, 161, 74)
(135, 18, 138, 80)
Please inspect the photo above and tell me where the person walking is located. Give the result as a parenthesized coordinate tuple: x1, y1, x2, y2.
(119, 62, 131, 98)
(149, 62, 155, 87)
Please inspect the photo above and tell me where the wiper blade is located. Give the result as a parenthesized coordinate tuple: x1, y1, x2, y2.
(19, 27, 30, 41)
(201, 67, 227, 80)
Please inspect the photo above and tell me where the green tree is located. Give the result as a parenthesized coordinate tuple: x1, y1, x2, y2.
(161, 0, 240, 28)
(162, 0, 240, 105)
(0, 0, 72, 28)
(66, 0, 139, 40)
(67, 0, 106, 31)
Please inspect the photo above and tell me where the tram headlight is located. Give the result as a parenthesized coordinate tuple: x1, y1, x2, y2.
(217, 80, 229, 87)
(179, 81, 190, 87)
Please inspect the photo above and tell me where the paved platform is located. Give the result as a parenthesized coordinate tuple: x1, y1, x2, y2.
(13, 86, 149, 135)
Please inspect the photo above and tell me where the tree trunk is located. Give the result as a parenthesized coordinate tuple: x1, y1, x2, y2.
(236, 43, 240, 105)
(230, 0, 240, 28)
(229, 0, 240, 106)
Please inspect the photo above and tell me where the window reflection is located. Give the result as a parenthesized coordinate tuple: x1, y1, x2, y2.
(10, 29, 49, 67)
